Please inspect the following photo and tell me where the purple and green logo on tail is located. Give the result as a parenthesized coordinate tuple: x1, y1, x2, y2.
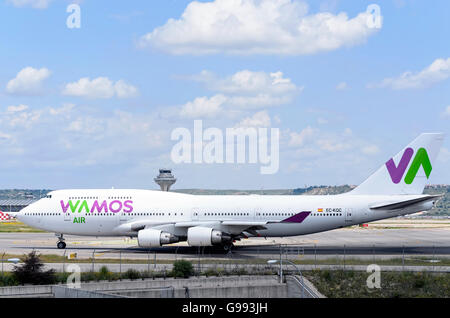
(386, 147, 432, 184)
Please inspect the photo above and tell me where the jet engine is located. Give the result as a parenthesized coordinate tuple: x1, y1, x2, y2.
(138, 229, 179, 247)
(187, 227, 232, 247)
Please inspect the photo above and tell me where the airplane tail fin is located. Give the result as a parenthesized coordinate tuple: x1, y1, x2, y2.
(350, 133, 445, 195)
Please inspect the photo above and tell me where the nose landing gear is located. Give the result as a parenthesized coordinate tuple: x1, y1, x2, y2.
(56, 233, 66, 249)
(57, 241, 66, 249)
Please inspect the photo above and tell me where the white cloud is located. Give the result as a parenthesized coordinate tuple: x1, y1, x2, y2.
(66, 116, 103, 135)
(317, 138, 351, 152)
(179, 94, 227, 118)
(62, 77, 139, 99)
(7, 104, 29, 113)
(63, 77, 114, 99)
(369, 58, 450, 90)
(215, 70, 297, 94)
(190, 70, 299, 95)
(114, 80, 139, 98)
(0, 132, 12, 141)
(2, 103, 74, 131)
(288, 127, 378, 156)
(1, 104, 42, 129)
(61, 110, 165, 160)
(336, 82, 348, 90)
(174, 69, 301, 119)
(184, 70, 301, 112)
(228, 94, 294, 109)
(274, 115, 281, 124)
(6, 109, 42, 129)
(0, 104, 170, 178)
(7, 0, 53, 9)
(320, 0, 339, 12)
(361, 144, 380, 155)
(49, 103, 75, 116)
(139, 0, 380, 56)
(6, 67, 51, 95)
(443, 105, 450, 118)
(236, 111, 271, 128)
(288, 126, 315, 147)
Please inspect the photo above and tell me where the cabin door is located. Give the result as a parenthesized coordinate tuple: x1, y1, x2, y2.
(120, 210, 130, 222)
(192, 208, 200, 221)
(345, 208, 353, 223)
(64, 211, 72, 222)
(254, 207, 262, 220)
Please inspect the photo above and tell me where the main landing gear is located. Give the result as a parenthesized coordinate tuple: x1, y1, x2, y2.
(222, 242, 234, 252)
(56, 233, 66, 249)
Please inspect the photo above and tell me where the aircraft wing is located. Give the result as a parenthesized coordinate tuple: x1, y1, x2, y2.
(123, 211, 311, 235)
(369, 194, 442, 211)
(174, 214, 310, 229)
(208, 221, 268, 226)
(175, 221, 269, 233)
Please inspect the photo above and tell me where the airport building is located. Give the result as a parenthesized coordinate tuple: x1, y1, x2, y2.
(0, 199, 37, 213)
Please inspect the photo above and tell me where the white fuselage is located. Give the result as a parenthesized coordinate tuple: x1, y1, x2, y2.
(17, 189, 432, 239)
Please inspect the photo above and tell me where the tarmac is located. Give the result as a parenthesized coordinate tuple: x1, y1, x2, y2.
(0, 226, 449, 260)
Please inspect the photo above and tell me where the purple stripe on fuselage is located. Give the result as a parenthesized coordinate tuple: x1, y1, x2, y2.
(282, 211, 311, 223)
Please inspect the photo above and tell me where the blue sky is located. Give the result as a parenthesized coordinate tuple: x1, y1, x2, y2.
(0, 0, 449, 190)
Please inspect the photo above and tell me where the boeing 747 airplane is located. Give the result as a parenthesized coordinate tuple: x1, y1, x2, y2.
(16, 133, 445, 250)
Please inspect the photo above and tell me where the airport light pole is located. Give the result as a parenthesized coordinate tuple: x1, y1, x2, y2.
(91, 250, 96, 272)
(62, 250, 66, 273)
(1, 252, 4, 276)
(267, 259, 305, 298)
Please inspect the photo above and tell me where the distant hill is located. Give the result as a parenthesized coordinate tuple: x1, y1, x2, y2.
(174, 185, 357, 196)
(175, 185, 357, 196)
(0, 185, 448, 215)
(174, 189, 294, 195)
(423, 185, 450, 216)
(292, 185, 356, 195)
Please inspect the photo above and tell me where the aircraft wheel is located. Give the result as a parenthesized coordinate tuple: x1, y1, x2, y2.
(57, 241, 66, 249)
(223, 243, 233, 252)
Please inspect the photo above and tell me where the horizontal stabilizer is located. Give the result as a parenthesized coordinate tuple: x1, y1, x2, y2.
(369, 194, 442, 210)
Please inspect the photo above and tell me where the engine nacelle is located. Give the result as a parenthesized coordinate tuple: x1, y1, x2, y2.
(138, 229, 179, 247)
(187, 227, 232, 247)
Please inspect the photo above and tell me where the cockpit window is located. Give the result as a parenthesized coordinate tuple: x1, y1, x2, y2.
(45, 195, 52, 199)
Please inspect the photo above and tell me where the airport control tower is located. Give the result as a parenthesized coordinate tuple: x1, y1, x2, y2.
(154, 169, 176, 191)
